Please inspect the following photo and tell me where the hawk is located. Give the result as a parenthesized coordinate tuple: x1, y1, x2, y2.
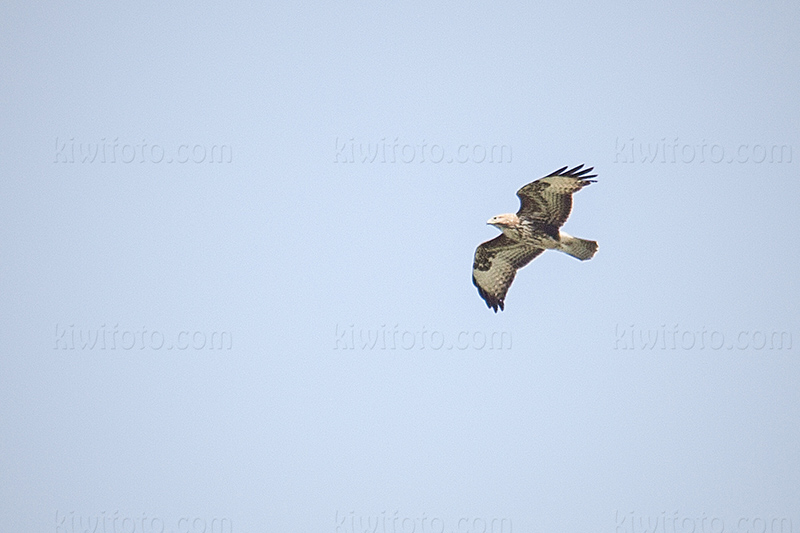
(472, 164, 598, 312)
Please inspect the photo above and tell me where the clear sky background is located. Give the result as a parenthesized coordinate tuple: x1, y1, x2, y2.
(2, 1, 799, 532)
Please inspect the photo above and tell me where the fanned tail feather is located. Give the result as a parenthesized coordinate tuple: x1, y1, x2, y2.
(558, 233, 598, 261)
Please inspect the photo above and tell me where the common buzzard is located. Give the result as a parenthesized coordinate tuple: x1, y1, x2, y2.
(472, 165, 598, 311)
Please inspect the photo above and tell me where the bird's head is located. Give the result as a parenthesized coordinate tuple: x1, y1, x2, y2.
(487, 213, 518, 228)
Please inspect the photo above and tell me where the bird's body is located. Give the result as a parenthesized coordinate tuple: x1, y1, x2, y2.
(472, 165, 598, 312)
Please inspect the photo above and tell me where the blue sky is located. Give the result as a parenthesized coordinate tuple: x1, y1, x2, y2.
(2, 1, 799, 532)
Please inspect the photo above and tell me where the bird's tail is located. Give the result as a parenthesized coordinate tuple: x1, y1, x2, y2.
(558, 232, 598, 261)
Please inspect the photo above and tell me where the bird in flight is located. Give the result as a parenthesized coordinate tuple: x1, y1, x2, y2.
(472, 165, 598, 312)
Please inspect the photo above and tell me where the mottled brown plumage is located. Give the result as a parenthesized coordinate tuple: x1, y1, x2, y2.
(472, 165, 598, 311)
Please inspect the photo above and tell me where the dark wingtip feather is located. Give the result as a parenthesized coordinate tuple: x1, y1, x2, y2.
(474, 277, 504, 312)
(487, 298, 503, 312)
(548, 164, 597, 180)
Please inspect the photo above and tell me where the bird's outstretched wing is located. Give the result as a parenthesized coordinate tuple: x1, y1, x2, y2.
(515, 164, 596, 228)
(472, 235, 543, 312)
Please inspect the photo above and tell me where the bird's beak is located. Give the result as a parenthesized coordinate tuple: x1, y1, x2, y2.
(486, 218, 494, 225)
